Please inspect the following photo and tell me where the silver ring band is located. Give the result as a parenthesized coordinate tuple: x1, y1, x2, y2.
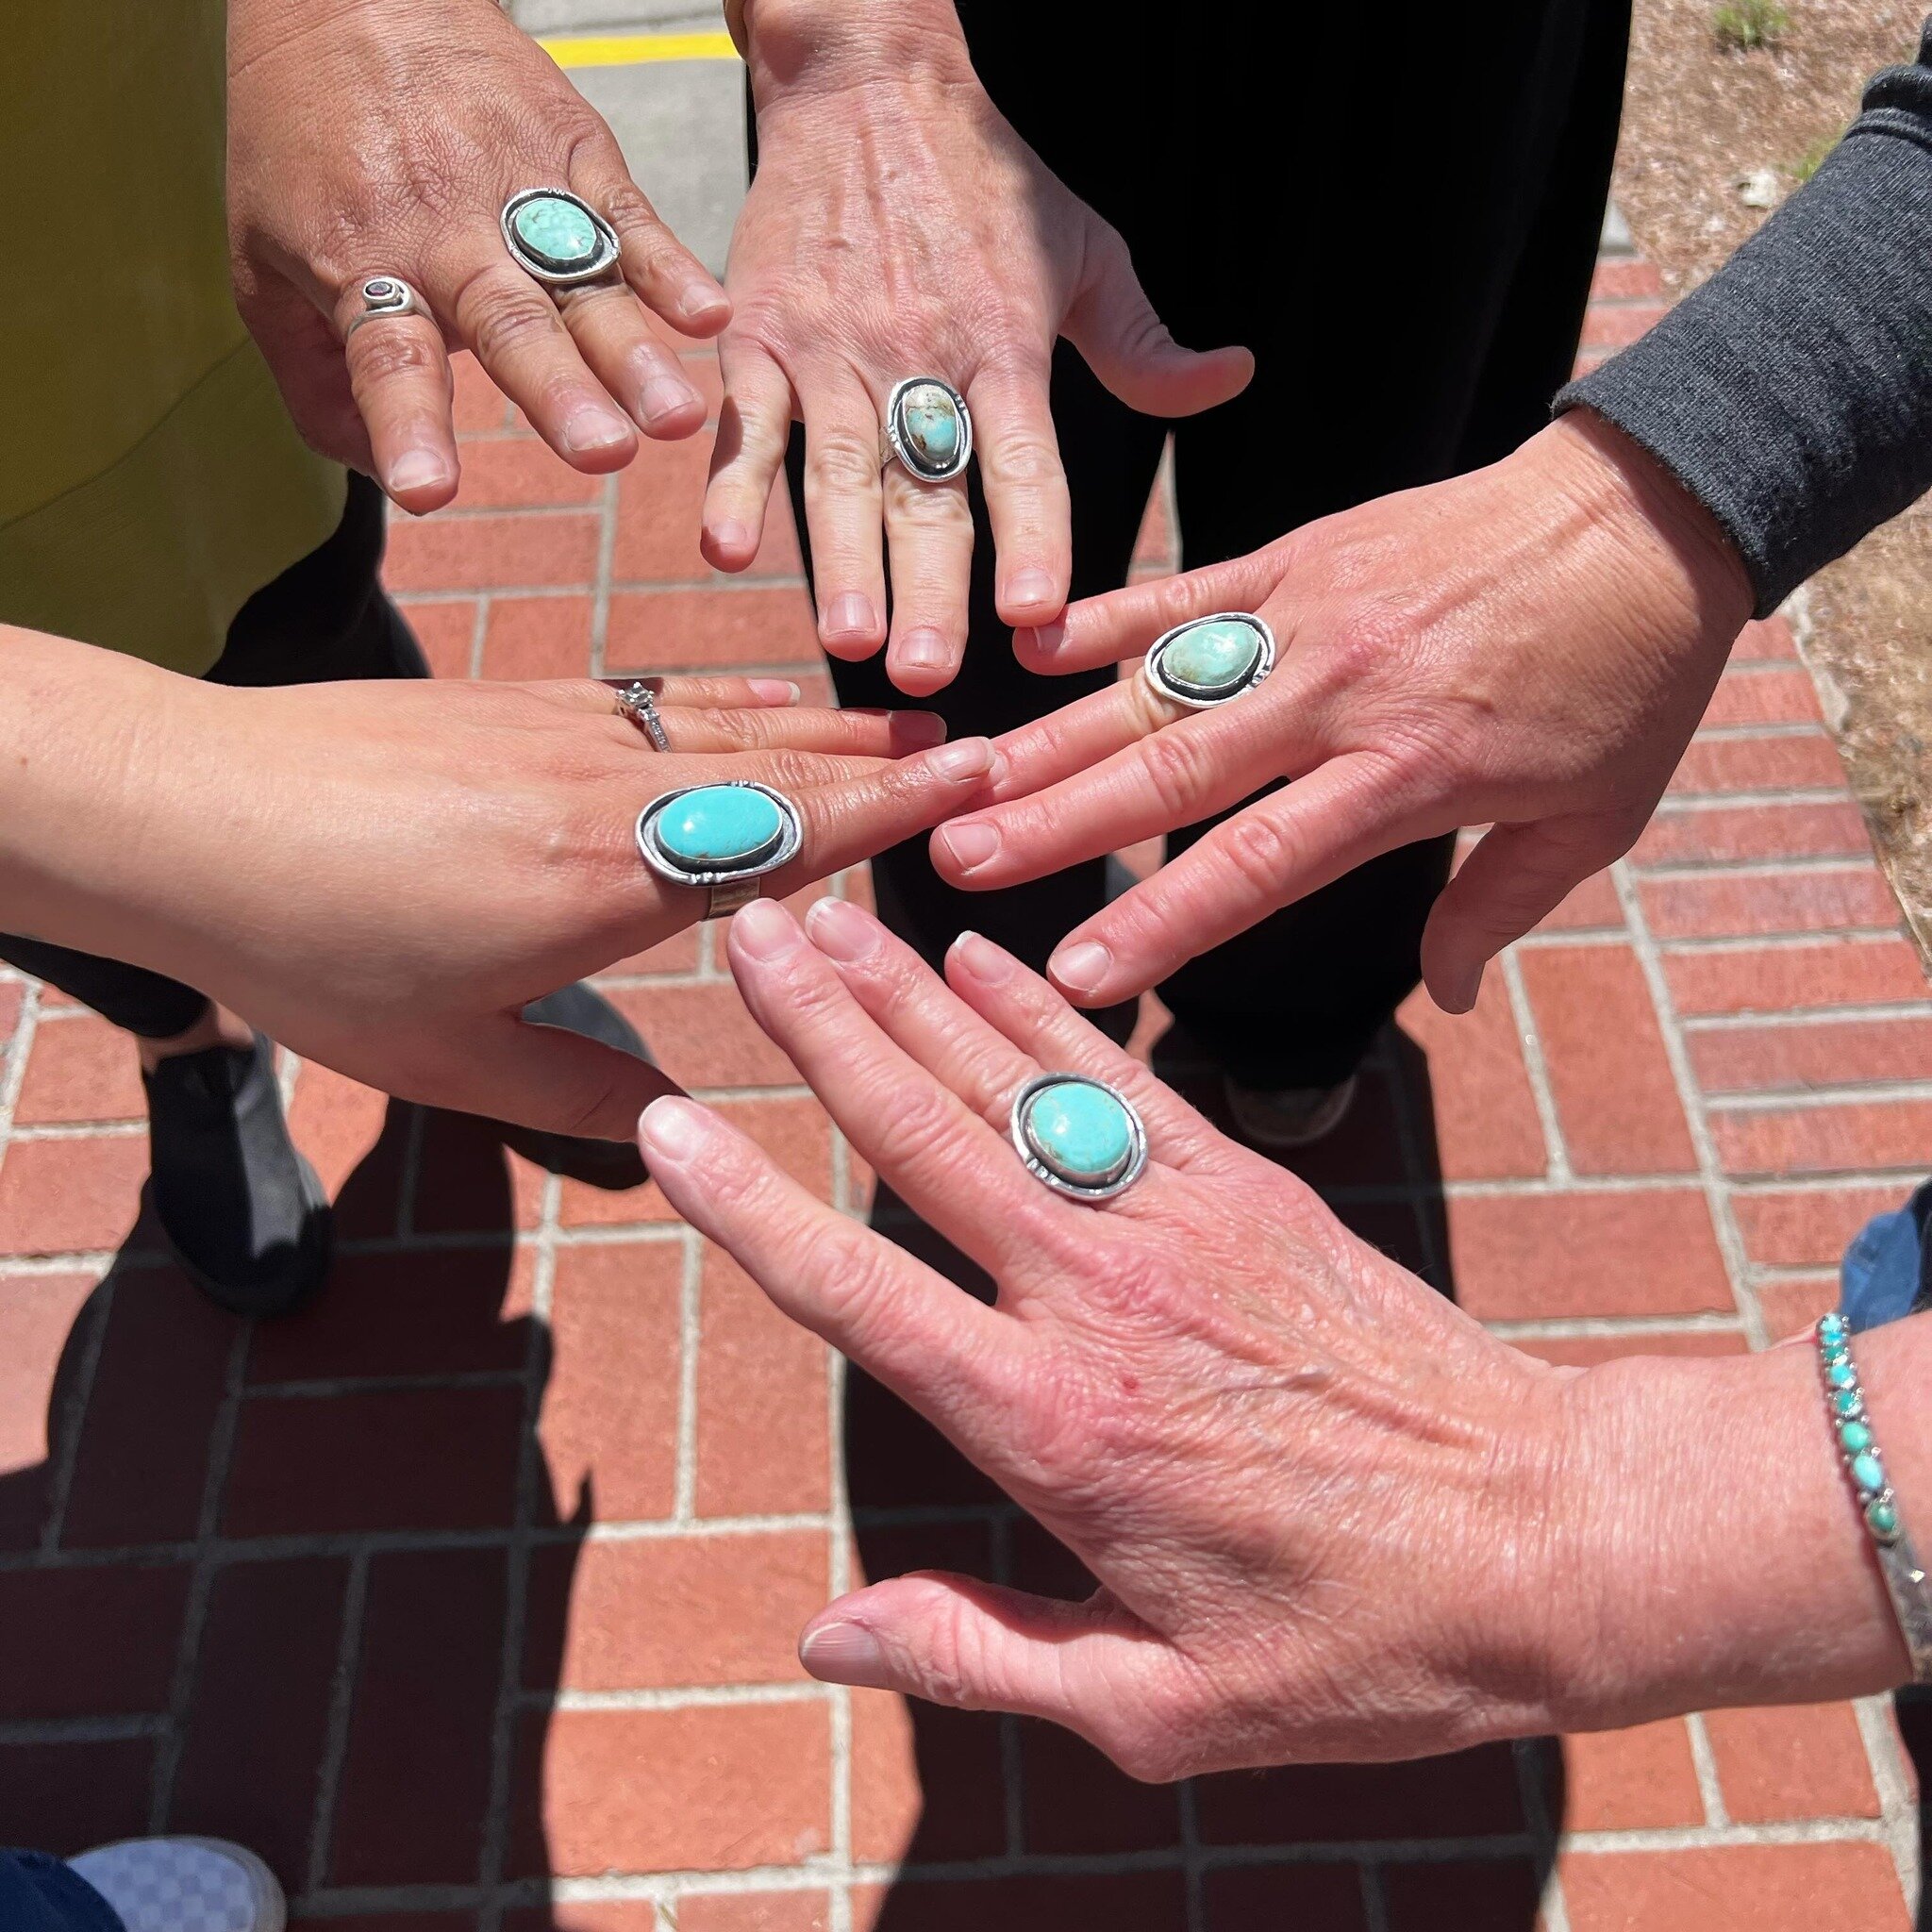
(614, 680, 673, 753)
(345, 275, 427, 339)
(881, 376, 973, 483)
(636, 782, 805, 922)
(1139, 612, 1277, 713)
(501, 188, 622, 288)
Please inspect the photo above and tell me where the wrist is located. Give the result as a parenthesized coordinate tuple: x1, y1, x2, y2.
(739, 0, 975, 103)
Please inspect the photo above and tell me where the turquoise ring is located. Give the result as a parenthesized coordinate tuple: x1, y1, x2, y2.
(636, 781, 804, 920)
(500, 188, 621, 288)
(883, 377, 973, 483)
(1009, 1074, 1149, 1202)
(1141, 612, 1275, 711)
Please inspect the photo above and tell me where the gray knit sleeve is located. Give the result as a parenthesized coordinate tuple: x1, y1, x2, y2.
(1556, 21, 1932, 617)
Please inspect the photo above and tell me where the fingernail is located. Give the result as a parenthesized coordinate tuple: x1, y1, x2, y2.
(897, 629, 951, 671)
(640, 375, 700, 424)
(806, 896, 879, 962)
(638, 1095, 712, 1163)
(892, 710, 948, 747)
(1004, 569, 1058, 611)
(1024, 618, 1067, 658)
(927, 737, 993, 781)
(799, 1621, 890, 1688)
(824, 592, 879, 641)
(937, 821, 999, 873)
(1443, 962, 1485, 1013)
(732, 897, 800, 960)
(562, 406, 633, 456)
(678, 286, 730, 325)
(749, 678, 801, 707)
(710, 518, 753, 556)
(386, 449, 453, 496)
(951, 930, 1013, 983)
(1052, 941, 1113, 997)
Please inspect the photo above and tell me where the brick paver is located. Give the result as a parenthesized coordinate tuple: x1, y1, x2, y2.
(1, 245, 1927, 1929)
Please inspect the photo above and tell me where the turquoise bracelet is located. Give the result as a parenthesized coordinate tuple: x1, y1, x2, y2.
(1816, 1312, 1932, 1680)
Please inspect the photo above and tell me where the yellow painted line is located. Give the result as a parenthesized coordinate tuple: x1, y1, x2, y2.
(539, 30, 740, 68)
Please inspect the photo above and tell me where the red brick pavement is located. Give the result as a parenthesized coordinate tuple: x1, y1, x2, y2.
(0, 256, 1927, 1928)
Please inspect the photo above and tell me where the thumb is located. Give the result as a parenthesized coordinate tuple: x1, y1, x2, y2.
(1063, 225, 1254, 420)
(798, 1573, 1181, 1774)
(1422, 816, 1631, 1013)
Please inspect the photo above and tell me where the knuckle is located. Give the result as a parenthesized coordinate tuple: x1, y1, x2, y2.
(980, 435, 1063, 490)
(868, 1082, 962, 1171)
(1137, 726, 1217, 820)
(348, 325, 443, 389)
(1218, 810, 1299, 897)
(806, 432, 881, 493)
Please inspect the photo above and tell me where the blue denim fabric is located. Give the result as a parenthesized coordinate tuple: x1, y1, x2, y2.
(0, 1852, 125, 1932)
(1840, 1180, 1932, 1333)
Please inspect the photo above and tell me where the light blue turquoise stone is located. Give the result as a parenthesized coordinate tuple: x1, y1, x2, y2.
(653, 786, 786, 870)
(1852, 1450, 1886, 1493)
(1159, 617, 1265, 698)
(1827, 1359, 1857, 1391)
(512, 194, 600, 271)
(1821, 1311, 1848, 1337)
(898, 385, 961, 471)
(1840, 1420, 1875, 1454)
(1868, 1497, 1900, 1538)
(1834, 1388, 1862, 1419)
(1023, 1079, 1134, 1187)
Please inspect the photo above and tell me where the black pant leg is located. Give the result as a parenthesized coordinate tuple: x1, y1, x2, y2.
(0, 475, 424, 1035)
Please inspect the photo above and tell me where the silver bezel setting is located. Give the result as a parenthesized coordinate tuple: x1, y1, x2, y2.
(1141, 611, 1277, 711)
(1008, 1073, 1149, 1203)
(884, 376, 973, 483)
(500, 187, 622, 287)
(636, 782, 804, 890)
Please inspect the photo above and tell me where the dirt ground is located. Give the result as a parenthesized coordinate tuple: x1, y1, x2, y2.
(1615, 0, 1932, 958)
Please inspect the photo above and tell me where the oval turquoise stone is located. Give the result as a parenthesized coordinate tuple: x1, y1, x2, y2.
(898, 384, 962, 472)
(1868, 1497, 1900, 1538)
(1821, 1311, 1847, 1337)
(1022, 1079, 1134, 1188)
(651, 785, 787, 871)
(1834, 1388, 1862, 1419)
(512, 194, 601, 273)
(1158, 617, 1266, 700)
(1827, 1359, 1857, 1390)
(1840, 1420, 1874, 1454)
(1852, 1450, 1886, 1493)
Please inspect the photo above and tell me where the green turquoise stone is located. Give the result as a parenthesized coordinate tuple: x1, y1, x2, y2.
(1840, 1420, 1875, 1454)
(1158, 617, 1266, 699)
(1022, 1079, 1134, 1188)
(1852, 1450, 1886, 1493)
(1868, 1497, 1900, 1538)
(512, 194, 601, 273)
(652, 785, 787, 871)
(1827, 1359, 1857, 1391)
(897, 384, 962, 472)
(1834, 1388, 1862, 1419)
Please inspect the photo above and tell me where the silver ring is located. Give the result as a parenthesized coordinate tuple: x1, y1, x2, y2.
(1140, 612, 1276, 712)
(344, 275, 426, 339)
(1009, 1074, 1148, 1203)
(636, 781, 804, 922)
(614, 680, 672, 752)
(500, 188, 622, 288)
(881, 376, 973, 483)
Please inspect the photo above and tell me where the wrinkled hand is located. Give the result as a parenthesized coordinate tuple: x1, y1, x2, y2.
(8, 641, 994, 1137)
(228, 0, 728, 510)
(705, 0, 1253, 693)
(928, 411, 1756, 1010)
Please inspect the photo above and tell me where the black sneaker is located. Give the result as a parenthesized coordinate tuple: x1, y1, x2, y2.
(494, 982, 655, 1191)
(142, 1032, 332, 1319)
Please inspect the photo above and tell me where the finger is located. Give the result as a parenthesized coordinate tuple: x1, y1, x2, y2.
(973, 678, 1177, 809)
(882, 464, 974, 696)
(1045, 753, 1421, 1007)
(657, 706, 946, 758)
(966, 367, 1072, 629)
(332, 283, 460, 511)
(704, 336, 794, 570)
(553, 280, 709, 440)
(568, 142, 730, 339)
(1422, 816, 1634, 1014)
(798, 1574, 1173, 1758)
(637, 1095, 1021, 1443)
(1062, 222, 1255, 420)
(798, 373, 890, 658)
(723, 898, 1085, 1280)
(435, 248, 638, 472)
(1013, 557, 1283, 675)
(623, 675, 803, 708)
(932, 683, 1311, 891)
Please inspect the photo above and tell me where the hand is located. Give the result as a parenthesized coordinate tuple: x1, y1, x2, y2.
(2, 636, 995, 1138)
(638, 900, 1914, 1774)
(228, 0, 729, 511)
(704, 0, 1253, 694)
(928, 410, 1757, 1011)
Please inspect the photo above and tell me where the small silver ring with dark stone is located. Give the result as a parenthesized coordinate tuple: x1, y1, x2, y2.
(881, 376, 973, 483)
(500, 188, 623, 288)
(344, 275, 427, 339)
